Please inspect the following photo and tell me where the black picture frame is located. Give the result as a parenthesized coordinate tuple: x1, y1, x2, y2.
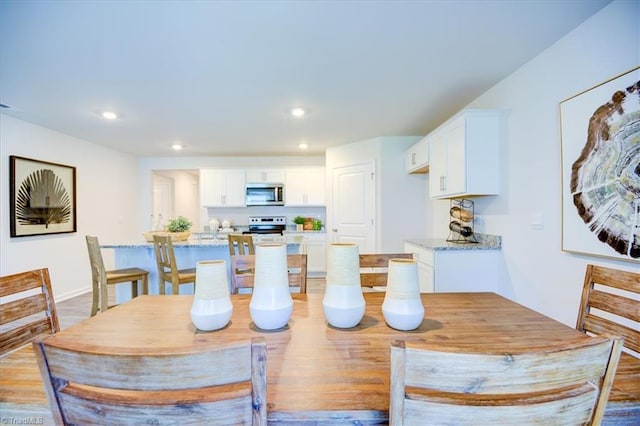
(9, 155, 77, 237)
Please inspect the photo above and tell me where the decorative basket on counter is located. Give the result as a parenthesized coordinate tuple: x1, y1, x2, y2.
(142, 231, 191, 242)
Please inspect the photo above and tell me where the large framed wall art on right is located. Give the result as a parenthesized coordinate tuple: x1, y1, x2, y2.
(559, 66, 639, 262)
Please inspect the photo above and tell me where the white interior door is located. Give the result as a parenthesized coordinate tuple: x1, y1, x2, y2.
(330, 162, 376, 253)
(152, 174, 174, 230)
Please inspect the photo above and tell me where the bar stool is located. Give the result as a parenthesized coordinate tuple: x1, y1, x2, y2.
(152, 234, 196, 295)
(86, 235, 149, 316)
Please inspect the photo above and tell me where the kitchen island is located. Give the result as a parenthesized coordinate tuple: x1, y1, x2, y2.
(101, 238, 300, 301)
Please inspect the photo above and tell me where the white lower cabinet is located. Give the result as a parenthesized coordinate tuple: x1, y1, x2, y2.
(404, 242, 500, 293)
(287, 232, 326, 276)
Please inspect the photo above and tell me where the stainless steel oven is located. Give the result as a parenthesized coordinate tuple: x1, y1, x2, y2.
(243, 216, 286, 243)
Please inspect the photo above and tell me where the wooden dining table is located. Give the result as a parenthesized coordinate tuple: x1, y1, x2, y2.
(1, 292, 637, 424)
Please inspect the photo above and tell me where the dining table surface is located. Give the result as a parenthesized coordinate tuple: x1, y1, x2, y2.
(1, 291, 638, 425)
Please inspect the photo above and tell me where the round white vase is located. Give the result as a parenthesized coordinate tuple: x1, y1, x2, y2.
(382, 258, 424, 330)
(322, 243, 365, 328)
(190, 260, 233, 331)
(249, 243, 293, 330)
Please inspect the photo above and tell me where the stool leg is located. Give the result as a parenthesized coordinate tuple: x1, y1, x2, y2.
(131, 280, 138, 298)
(142, 274, 149, 295)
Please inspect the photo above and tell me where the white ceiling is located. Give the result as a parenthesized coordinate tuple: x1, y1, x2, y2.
(0, 0, 611, 157)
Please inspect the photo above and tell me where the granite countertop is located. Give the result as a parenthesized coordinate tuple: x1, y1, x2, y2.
(100, 238, 232, 249)
(405, 234, 502, 251)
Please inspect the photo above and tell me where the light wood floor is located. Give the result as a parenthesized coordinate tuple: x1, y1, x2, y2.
(56, 278, 326, 330)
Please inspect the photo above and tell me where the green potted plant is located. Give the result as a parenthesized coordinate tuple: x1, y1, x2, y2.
(293, 216, 305, 231)
(144, 216, 192, 242)
(166, 216, 192, 233)
(165, 216, 192, 241)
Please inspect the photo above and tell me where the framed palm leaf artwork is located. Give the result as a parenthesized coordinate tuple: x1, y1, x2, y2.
(9, 156, 77, 237)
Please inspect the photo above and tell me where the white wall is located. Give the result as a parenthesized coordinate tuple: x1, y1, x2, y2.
(0, 115, 140, 301)
(425, 0, 639, 326)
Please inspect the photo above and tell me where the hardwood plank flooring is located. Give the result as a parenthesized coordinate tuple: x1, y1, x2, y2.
(55, 277, 326, 329)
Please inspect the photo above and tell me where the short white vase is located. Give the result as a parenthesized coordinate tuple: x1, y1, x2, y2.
(322, 243, 365, 328)
(249, 243, 293, 330)
(190, 260, 233, 331)
(382, 258, 424, 331)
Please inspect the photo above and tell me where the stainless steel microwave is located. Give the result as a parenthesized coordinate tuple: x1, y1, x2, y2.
(245, 183, 285, 206)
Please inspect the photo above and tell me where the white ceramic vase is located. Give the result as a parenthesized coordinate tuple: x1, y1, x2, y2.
(382, 258, 424, 330)
(249, 243, 293, 330)
(322, 243, 365, 328)
(190, 260, 233, 331)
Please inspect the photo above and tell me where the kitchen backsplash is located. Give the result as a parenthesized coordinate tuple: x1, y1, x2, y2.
(203, 206, 326, 232)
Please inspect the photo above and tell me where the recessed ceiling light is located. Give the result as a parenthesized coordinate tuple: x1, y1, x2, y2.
(171, 143, 183, 151)
(298, 143, 308, 150)
(101, 111, 117, 120)
(291, 108, 305, 117)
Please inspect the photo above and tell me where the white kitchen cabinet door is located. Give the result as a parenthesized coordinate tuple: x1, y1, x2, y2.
(404, 242, 499, 293)
(286, 232, 327, 276)
(245, 169, 285, 183)
(285, 167, 325, 206)
(200, 169, 246, 207)
(303, 234, 326, 276)
(405, 136, 429, 174)
(428, 110, 500, 199)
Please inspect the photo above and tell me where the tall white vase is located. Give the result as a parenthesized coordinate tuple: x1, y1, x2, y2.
(322, 243, 366, 328)
(382, 258, 424, 330)
(190, 260, 233, 331)
(249, 243, 293, 330)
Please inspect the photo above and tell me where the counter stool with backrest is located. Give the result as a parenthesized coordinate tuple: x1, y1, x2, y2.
(575, 264, 640, 423)
(86, 235, 149, 316)
(153, 234, 196, 295)
(0, 268, 60, 355)
(228, 234, 255, 256)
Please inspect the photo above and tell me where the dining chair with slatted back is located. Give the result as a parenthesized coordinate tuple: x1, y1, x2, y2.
(575, 264, 640, 422)
(359, 253, 413, 289)
(86, 235, 149, 316)
(228, 234, 256, 256)
(33, 336, 267, 425)
(0, 268, 60, 355)
(576, 264, 639, 354)
(152, 234, 196, 295)
(230, 254, 307, 294)
(390, 336, 623, 425)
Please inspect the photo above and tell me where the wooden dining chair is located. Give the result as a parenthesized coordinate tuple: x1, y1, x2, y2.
(230, 254, 307, 294)
(359, 253, 413, 289)
(0, 268, 60, 355)
(33, 336, 267, 425)
(86, 235, 149, 316)
(575, 264, 640, 422)
(152, 234, 196, 295)
(389, 336, 623, 425)
(228, 234, 255, 256)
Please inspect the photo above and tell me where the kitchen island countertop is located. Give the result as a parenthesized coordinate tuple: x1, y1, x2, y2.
(100, 238, 231, 249)
(406, 233, 501, 251)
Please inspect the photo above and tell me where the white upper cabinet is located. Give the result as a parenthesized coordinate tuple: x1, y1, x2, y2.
(200, 169, 246, 207)
(429, 109, 501, 199)
(405, 136, 429, 173)
(285, 167, 325, 206)
(245, 169, 285, 183)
